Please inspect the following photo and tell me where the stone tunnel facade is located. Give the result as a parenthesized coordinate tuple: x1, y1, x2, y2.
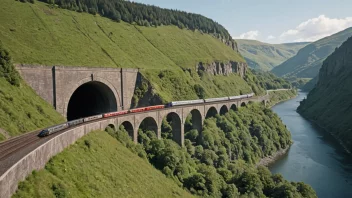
(16, 65, 139, 119)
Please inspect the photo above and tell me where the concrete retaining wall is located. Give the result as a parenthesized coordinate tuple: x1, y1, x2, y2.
(0, 122, 100, 198)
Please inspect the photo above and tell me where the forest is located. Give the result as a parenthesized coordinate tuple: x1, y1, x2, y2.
(107, 104, 316, 197)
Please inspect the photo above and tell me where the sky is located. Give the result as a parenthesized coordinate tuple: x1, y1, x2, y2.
(132, 0, 352, 44)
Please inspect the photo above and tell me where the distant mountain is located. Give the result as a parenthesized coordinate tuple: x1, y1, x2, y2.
(298, 36, 352, 152)
(236, 39, 309, 71)
(272, 27, 352, 78)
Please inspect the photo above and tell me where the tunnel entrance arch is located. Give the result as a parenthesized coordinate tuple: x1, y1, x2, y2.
(67, 81, 117, 121)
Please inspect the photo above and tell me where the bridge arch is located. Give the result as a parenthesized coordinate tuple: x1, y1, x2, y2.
(164, 112, 183, 146)
(241, 102, 247, 107)
(230, 104, 237, 111)
(186, 109, 203, 133)
(119, 121, 134, 139)
(64, 77, 120, 120)
(105, 124, 116, 132)
(206, 107, 218, 118)
(219, 105, 229, 115)
(138, 117, 158, 135)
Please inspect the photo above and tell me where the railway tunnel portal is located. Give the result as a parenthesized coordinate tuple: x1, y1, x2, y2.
(16, 65, 139, 119)
(67, 81, 117, 121)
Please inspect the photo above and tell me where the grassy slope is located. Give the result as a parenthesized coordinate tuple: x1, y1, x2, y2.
(13, 131, 193, 198)
(298, 36, 352, 152)
(272, 27, 352, 78)
(0, 77, 64, 139)
(0, 0, 257, 103)
(0, 0, 243, 67)
(236, 39, 308, 71)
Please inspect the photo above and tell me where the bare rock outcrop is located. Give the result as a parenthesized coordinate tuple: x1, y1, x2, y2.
(196, 61, 247, 78)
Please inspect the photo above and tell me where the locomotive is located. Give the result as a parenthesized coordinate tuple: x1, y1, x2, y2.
(38, 93, 254, 137)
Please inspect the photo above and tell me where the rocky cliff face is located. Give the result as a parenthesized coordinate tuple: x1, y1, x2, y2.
(298, 36, 352, 152)
(223, 39, 239, 52)
(196, 61, 247, 77)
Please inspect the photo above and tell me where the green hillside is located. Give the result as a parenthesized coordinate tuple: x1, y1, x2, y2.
(0, 43, 64, 141)
(272, 27, 352, 78)
(0, 0, 265, 104)
(0, 0, 292, 138)
(13, 131, 194, 198)
(298, 36, 352, 152)
(236, 39, 308, 71)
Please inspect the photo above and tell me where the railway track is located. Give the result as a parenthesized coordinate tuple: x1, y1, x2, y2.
(0, 134, 39, 160)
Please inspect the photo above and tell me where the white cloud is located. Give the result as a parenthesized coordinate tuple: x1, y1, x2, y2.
(267, 35, 276, 40)
(235, 30, 259, 40)
(279, 15, 352, 42)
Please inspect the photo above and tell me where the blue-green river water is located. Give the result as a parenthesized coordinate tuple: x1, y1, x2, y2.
(270, 91, 352, 198)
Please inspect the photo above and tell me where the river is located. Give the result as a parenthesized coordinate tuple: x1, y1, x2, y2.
(269, 91, 352, 198)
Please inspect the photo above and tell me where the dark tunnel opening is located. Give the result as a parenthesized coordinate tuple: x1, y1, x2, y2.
(67, 81, 117, 121)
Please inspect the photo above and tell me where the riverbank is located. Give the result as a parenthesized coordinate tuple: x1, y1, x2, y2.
(267, 89, 297, 108)
(255, 90, 297, 167)
(257, 146, 290, 167)
(298, 112, 351, 154)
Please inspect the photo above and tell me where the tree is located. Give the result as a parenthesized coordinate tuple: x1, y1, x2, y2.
(0, 42, 20, 86)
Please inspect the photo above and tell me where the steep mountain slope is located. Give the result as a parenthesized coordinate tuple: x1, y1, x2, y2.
(13, 131, 194, 198)
(0, 43, 64, 141)
(298, 36, 352, 152)
(0, 0, 256, 105)
(272, 27, 352, 78)
(236, 39, 308, 71)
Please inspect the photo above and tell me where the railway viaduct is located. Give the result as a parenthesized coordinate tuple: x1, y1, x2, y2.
(0, 64, 269, 198)
(0, 94, 268, 198)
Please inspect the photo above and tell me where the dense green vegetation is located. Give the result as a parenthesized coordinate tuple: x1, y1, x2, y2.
(287, 77, 312, 89)
(298, 36, 352, 152)
(108, 104, 316, 197)
(267, 90, 297, 107)
(13, 131, 193, 198)
(272, 27, 352, 78)
(237, 39, 308, 71)
(0, 42, 64, 140)
(250, 71, 291, 90)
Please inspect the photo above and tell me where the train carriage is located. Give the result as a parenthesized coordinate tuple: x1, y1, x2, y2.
(103, 110, 129, 118)
(83, 114, 103, 122)
(38, 123, 68, 137)
(204, 97, 229, 103)
(166, 99, 204, 107)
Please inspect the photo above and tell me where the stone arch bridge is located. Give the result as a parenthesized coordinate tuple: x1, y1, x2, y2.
(88, 95, 268, 146)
